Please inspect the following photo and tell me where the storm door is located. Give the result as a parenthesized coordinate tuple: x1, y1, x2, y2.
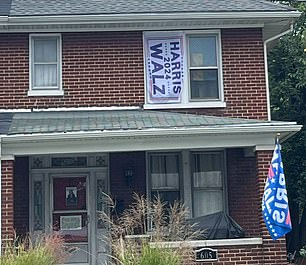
(52, 175, 90, 265)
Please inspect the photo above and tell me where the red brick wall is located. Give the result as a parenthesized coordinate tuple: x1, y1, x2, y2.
(256, 150, 289, 265)
(14, 157, 29, 237)
(0, 29, 267, 119)
(227, 148, 260, 237)
(0, 32, 144, 109)
(109, 151, 146, 214)
(1, 160, 14, 247)
(222, 28, 267, 119)
(188, 244, 264, 265)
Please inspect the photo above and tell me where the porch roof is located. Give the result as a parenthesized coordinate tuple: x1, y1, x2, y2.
(0, 109, 301, 156)
(0, 113, 13, 134)
(4, 109, 296, 135)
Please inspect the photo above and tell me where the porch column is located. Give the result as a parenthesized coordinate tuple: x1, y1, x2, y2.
(256, 150, 288, 265)
(1, 157, 14, 250)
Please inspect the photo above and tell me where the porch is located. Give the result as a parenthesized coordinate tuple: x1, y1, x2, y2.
(0, 109, 301, 265)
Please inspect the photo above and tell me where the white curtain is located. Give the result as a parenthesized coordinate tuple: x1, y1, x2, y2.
(192, 153, 223, 217)
(193, 190, 223, 217)
(33, 38, 58, 88)
(34, 65, 57, 87)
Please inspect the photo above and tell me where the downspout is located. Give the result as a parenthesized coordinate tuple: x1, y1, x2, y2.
(264, 24, 294, 121)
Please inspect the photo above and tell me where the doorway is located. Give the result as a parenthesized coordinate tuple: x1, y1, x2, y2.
(52, 175, 90, 264)
(29, 154, 109, 265)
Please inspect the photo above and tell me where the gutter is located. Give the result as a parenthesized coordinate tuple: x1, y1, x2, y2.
(264, 24, 294, 121)
(1, 123, 302, 143)
(5, 11, 301, 25)
(0, 16, 8, 22)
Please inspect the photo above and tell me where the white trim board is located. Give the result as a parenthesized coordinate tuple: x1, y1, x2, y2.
(149, 238, 263, 248)
(0, 106, 141, 113)
(1, 129, 300, 156)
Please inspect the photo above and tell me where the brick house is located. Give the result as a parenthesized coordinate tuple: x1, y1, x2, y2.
(0, 0, 302, 264)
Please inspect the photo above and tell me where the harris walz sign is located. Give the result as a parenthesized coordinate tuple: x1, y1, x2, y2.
(144, 32, 184, 104)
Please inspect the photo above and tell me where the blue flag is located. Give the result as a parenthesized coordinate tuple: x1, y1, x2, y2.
(262, 142, 292, 240)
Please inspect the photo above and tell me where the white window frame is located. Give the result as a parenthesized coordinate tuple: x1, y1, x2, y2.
(190, 150, 227, 218)
(143, 30, 225, 109)
(28, 33, 63, 96)
(148, 152, 182, 203)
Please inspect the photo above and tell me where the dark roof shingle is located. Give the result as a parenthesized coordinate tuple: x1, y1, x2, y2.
(0, 113, 13, 134)
(0, 0, 12, 16)
(9, 0, 295, 17)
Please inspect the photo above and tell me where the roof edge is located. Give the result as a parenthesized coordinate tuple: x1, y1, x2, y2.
(2, 122, 302, 142)
(7, 11, 301, 23)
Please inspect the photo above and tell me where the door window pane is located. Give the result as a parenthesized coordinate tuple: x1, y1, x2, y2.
(53, 177, 87, 211)
(33, 181, 44, 231)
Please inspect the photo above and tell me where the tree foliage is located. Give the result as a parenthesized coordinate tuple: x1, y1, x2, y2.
(269, 1, 306, 211)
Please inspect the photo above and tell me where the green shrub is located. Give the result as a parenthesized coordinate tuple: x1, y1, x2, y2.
(139, 245, 181, 265)
(1, 233, 67, 265)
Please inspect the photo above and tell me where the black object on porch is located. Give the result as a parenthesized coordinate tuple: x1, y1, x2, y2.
(190, 211, 245, 239)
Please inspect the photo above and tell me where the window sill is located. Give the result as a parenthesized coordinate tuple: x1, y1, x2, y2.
(143, 101, 226, 109)
(28, 90, 64, 97)
(149, 238, 263, 248)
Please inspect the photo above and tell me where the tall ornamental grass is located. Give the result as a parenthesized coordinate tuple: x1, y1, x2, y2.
(1, 233, 67, 265)
(99, 193, 203, 265)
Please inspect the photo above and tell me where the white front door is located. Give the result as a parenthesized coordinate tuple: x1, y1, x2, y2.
(52, 175, 90, 265)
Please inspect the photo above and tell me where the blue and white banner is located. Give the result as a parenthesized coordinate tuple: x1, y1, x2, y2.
(262, 141, 292, 240)
(144, 32, 184, 104)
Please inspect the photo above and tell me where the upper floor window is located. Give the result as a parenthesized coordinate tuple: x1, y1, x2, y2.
(29, 34, 63, 96)
(188, 35, 219, 100)
(144, 31, 224, 109)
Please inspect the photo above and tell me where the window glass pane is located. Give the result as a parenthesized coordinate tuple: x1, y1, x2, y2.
(191, 152, 224, 217)
(151, 173, 179, 189)
(189, 36, 216, 67)
(193, 171, 222, 188)
(192, 153, 223, 173)
(190, 69, 218, 99)
(151, 154, 178, 174)
(34, 38, 58, 62)
(34, 181, 44, 231)
(151, 155, 165, 174)
(151, 191, 180, 206)
(165, 155, 179, 173)
(150, 154, 180, 206)
(151, 154, 179, 189)
(193, 190, 223, 217)
(34, 64, 57, 87)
